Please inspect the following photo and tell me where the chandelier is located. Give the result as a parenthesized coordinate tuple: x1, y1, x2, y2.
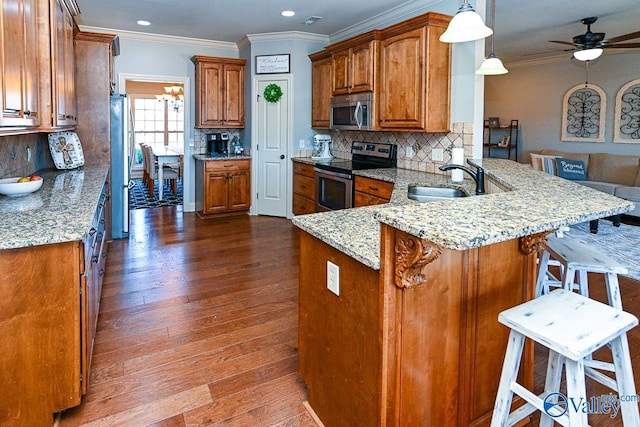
(156, 85, 184, 111)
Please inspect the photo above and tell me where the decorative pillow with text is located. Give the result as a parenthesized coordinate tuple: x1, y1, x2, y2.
(48, 132, 85, 169)
(556, 158, 587, 181)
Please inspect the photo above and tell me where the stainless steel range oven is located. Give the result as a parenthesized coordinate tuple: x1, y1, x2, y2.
(315, 141, 397, 212)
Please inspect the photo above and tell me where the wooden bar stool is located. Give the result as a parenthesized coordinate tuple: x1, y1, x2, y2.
(535, 235, 628, 310)
(491, 289, 639, 427)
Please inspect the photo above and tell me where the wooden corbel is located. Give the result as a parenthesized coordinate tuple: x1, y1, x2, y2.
(395, 233, 442, 289)
(519, 230, 554, 255)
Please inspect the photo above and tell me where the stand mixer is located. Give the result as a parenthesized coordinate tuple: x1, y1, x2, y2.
(311, 134, 332, 160)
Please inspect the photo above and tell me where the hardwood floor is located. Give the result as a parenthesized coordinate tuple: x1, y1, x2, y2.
(59, 208, 640, 426)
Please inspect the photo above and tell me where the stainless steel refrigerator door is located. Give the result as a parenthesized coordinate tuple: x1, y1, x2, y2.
(110, 94, 130, 239)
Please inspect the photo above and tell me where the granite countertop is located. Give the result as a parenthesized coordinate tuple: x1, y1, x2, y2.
(291, 158, 635, 270)
(0, 166, 109, 250)
(193, 154, 252, 161)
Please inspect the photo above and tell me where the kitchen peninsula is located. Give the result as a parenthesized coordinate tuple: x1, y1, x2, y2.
(292, 159, 635, 426)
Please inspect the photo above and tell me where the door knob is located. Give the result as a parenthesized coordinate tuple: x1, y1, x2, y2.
(280, 154, 285, 160)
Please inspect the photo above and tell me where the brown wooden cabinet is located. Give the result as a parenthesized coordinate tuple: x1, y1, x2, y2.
(0, 0, 40, 128)
(309, 52, 332, 129)
(378, 13, 451, 132)
(331, 38, 376, 96)
(353, 175, 393, 207)
(292, 161, 316, 215)
(195, 159, 251, 217)
(191, 55, 246, 129)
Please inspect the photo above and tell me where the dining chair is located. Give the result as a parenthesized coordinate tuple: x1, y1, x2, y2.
(143, 145, 179, 197)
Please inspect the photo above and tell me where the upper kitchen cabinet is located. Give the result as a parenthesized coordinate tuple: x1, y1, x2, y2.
(37, 0, 79, 131)
(330, 33, 378, 96)
(309, 51, 332, 129)
(0, 0, 41, 128)
(378, 12, 451, 132)
(191, 55, 246, 129)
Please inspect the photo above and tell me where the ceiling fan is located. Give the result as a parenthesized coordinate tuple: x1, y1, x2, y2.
(549, 17, 640, 61)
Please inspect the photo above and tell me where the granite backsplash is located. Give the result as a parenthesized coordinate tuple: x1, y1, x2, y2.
(0, 134, 54, 179)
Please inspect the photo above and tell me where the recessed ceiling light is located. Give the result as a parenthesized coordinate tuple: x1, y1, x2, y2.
(281, 10, 295, 17)
(137, 20, 151, 26)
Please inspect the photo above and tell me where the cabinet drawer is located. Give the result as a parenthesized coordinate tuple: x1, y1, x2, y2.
(354, 176, 394, 200)
(293, 194, 316, 215)
(293, 174, 315, 199)
(293, 161, 315, 177)
(205, 159, 250, 172)
(354, 191, 390, 207)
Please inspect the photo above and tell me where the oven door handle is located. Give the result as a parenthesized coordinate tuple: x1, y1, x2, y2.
(314, 168, 352, 180)
(354, 101, 363, 130)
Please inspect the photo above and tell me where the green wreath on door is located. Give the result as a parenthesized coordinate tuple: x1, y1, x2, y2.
(263, 84, 283, 103)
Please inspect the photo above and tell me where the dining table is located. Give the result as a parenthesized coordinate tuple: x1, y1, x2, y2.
(152, 145, 183, 200)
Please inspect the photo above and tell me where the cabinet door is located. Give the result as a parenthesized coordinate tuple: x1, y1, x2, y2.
(378, 27, 425, 130)
(0, 0, 39, 126)
(203, 172, 229, 214)
(52, 0, 76, 127)
(311, 57, 332, 128)
(197, 62, 224, 127)
(228, 170, 250, 211)
(331, 49, 350, 95)
(223, 63, 244, 127)
(349, 41, 375, 93)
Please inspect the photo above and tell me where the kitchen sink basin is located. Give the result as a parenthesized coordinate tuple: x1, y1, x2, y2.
(407, 185, 468, 203)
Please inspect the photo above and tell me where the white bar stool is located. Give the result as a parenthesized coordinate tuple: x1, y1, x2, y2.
(491, 289, 639, 427)
(535, 235, 628, 310)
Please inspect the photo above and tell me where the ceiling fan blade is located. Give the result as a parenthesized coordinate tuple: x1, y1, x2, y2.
(604, 31, 640, 44)
(549, 40, 575, 46)
(604, 43, 640, 49)
(523, 48, 574, 57)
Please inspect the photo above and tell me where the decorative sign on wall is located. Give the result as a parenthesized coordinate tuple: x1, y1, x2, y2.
(255, 54, 290, 74)
(561, 83, 606, 143)
(614, 78, 640, 143)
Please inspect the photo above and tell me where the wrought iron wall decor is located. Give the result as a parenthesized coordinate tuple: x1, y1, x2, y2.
(561, 83, 606, 143)
(614, 78, 640, 143)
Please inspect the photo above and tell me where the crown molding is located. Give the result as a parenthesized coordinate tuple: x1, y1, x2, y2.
(242, 31, 329, 47)
(77, 26, 239, 51)
(329, 0, 442, 43)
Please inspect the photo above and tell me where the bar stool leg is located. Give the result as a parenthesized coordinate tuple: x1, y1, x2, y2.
(540, 351, 564, 427)
(535, 250, 551, 297)
(611, 334, 640, 425)
(564, 358, 589, 426)
(605, 272, 623, 310)
(577, 269, 589, 298)
(491, 330, 525, 427)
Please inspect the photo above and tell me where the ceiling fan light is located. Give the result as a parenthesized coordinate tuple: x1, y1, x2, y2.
(475, 53, 508, 75)
(440, 2, 493, 43)
(573, 48, 603, 61)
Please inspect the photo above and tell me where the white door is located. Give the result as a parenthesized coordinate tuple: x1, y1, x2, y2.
(255, 77, 291, 217)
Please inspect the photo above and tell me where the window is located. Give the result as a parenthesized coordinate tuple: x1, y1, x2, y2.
(133, 97, 184, 152)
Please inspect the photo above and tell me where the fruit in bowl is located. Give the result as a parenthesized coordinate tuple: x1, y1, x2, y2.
(0, 175, 44, 196)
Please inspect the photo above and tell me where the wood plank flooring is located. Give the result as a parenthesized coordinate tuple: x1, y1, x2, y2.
(59, 208, 640, 426)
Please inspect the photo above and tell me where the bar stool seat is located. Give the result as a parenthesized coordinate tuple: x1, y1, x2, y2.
(535, 235, 628, 309)
(491, 289, 639, 426)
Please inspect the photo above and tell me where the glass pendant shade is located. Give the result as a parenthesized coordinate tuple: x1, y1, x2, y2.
(573, 48, 603, 62)
(439, 2, 493, 43)
(476, 52, 508, 75)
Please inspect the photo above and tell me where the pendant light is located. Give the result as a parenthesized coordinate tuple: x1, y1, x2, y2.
(440, 0, 493, 43)
(475, 0, 508, 75)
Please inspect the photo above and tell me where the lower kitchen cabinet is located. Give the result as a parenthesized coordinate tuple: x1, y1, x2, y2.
(0, 178, 108, 425)
(354, 175, 394, 207)
(292, 160, 316, 215)
(195, 158, 251, 218)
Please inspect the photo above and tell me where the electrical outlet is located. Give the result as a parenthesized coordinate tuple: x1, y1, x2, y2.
(299, 139, 305, 149)
(432, 148, 444, 162)
(327, 261, 340, 296)
(406, 145, 414, 158)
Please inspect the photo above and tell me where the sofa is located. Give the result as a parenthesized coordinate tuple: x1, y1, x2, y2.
(530, 150, 640, 222)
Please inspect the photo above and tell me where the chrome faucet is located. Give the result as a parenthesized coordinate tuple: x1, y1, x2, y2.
(439, 160, 485, 195)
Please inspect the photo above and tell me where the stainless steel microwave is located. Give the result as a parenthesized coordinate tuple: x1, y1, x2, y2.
(330, 92, 372, 131)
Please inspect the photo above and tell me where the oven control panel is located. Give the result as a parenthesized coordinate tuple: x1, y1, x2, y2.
(351, 141, 397, 159)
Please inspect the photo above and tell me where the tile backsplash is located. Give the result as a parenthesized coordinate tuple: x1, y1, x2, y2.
(296, 122, 473, 175)
(0, 134, 54, 179)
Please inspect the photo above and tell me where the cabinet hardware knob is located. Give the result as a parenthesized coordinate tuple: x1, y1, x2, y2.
(369, 186, 379, 191)
(24, 110, 31, 116)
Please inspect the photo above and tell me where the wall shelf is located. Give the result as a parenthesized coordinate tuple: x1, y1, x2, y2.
(483, 119, 519, 161)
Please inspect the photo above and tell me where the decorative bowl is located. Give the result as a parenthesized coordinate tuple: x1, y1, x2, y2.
(0, 177, 44, 196)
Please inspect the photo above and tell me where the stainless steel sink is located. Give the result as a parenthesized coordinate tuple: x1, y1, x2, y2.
(407, 185, 468, 202)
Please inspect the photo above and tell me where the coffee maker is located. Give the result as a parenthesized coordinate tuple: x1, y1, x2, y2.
(207, 132, 229, 156)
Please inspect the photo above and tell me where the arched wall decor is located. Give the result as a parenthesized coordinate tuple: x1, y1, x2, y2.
(561, 83, 606, 143)
(614, 78, 640, 143)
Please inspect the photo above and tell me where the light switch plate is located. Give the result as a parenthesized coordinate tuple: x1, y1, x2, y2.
(327, 261, 340, 296)
(299, 139, 305, 149)
(432, 148, 444, 162)
(406, 145, 414, 158)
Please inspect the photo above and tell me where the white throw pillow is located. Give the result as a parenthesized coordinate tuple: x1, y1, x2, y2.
(48, 132, 85, 169)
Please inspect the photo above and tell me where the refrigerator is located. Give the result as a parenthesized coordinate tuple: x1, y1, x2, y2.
(110, 94, 133, 239)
